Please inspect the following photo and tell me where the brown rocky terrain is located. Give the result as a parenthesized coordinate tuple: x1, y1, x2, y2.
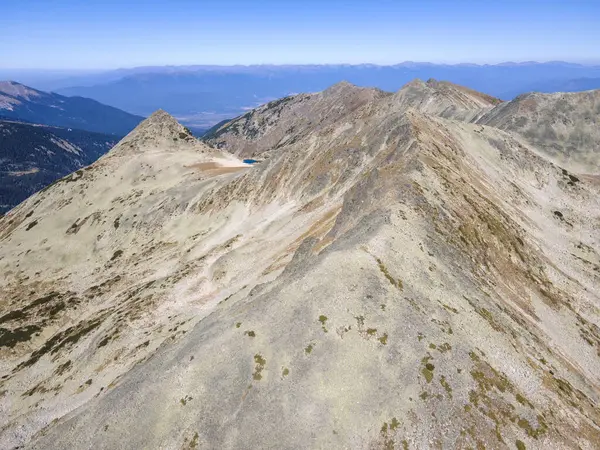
(477, 89, 600, 173)
(203, 80, 390, 158)
(0, 81, 599, 449)
(203, 79, 502, 161)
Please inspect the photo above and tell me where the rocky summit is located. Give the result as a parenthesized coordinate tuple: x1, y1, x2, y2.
(1, 80, 599, 449)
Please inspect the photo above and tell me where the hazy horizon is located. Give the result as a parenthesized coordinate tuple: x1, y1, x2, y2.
(2, 0, 599, 70)
(3, 60, 600, 73)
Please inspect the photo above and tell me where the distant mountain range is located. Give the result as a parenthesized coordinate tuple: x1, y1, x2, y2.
(24, 62, 598, 129)
(0, 81, 144, 212)
(0, 118, 118, 213)
(0, 81, 144, 136)
(514, 77, 600, 95)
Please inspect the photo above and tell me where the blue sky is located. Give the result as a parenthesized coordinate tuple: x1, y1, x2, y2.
(1, 0, 599, 69)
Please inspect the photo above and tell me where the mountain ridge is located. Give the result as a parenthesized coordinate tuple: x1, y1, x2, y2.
(477, 88, 600, 173)
(0, 81, 599, 449)
(48, 62, 600, 129)
(202, 79, 502, 155)
(0, 81, 144, 136)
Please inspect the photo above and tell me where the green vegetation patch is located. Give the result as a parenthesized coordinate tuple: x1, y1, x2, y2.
(378, 333, 388, 345)
(54, 360, 72, 376)
(180, 394, 193, 406)
(376, 257, 403, 290)
(440, 375, 453, 398)
(190, 432, 199, 449)
(476, 306, 504, 332)
(15, 315, 105, 370)
(438, 342, 452, 353)
(441, 303, 459, 314)
(380, 417, 401, 450)
(318, 315, 328, 332)
(253, 354, 266, 380)
(517, 416, 547, 439)
(515, 393, 533, 408)
(0, 325, 42, 348)
(420, 355, 435, 383)
(421, 367, 434, 383)
(466, 349, 550, 442)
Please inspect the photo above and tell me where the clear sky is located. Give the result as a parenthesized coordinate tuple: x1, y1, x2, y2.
(1, 0, 599, 69)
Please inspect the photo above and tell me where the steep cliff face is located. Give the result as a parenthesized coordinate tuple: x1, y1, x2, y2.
(1, 82, 599, 450)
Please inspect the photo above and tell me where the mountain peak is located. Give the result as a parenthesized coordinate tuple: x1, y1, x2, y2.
(477, 88, 600, 172)
(323, 80, 359, 95)
(147, 108, 175, 120)
(132, 109, 189, 137)
(111, 109, 196, 154)
(0, 80, 42, 100)
(203, 81, 390, 157)
(400, 78, 427, 89)
(331, 80, 354, 88)
(142, 108, 183, 128)
(391, 78, 500, 121)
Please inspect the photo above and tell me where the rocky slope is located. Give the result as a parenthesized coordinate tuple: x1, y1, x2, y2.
(203, 79, 499, 158)
(0, 82, 599, 450)
(0, 81, 144, 136)
(477, 89, 600, 173)
(203, 81, 391, 157)
(384, 78, 502, 121)
(0, 119, 118, 213)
